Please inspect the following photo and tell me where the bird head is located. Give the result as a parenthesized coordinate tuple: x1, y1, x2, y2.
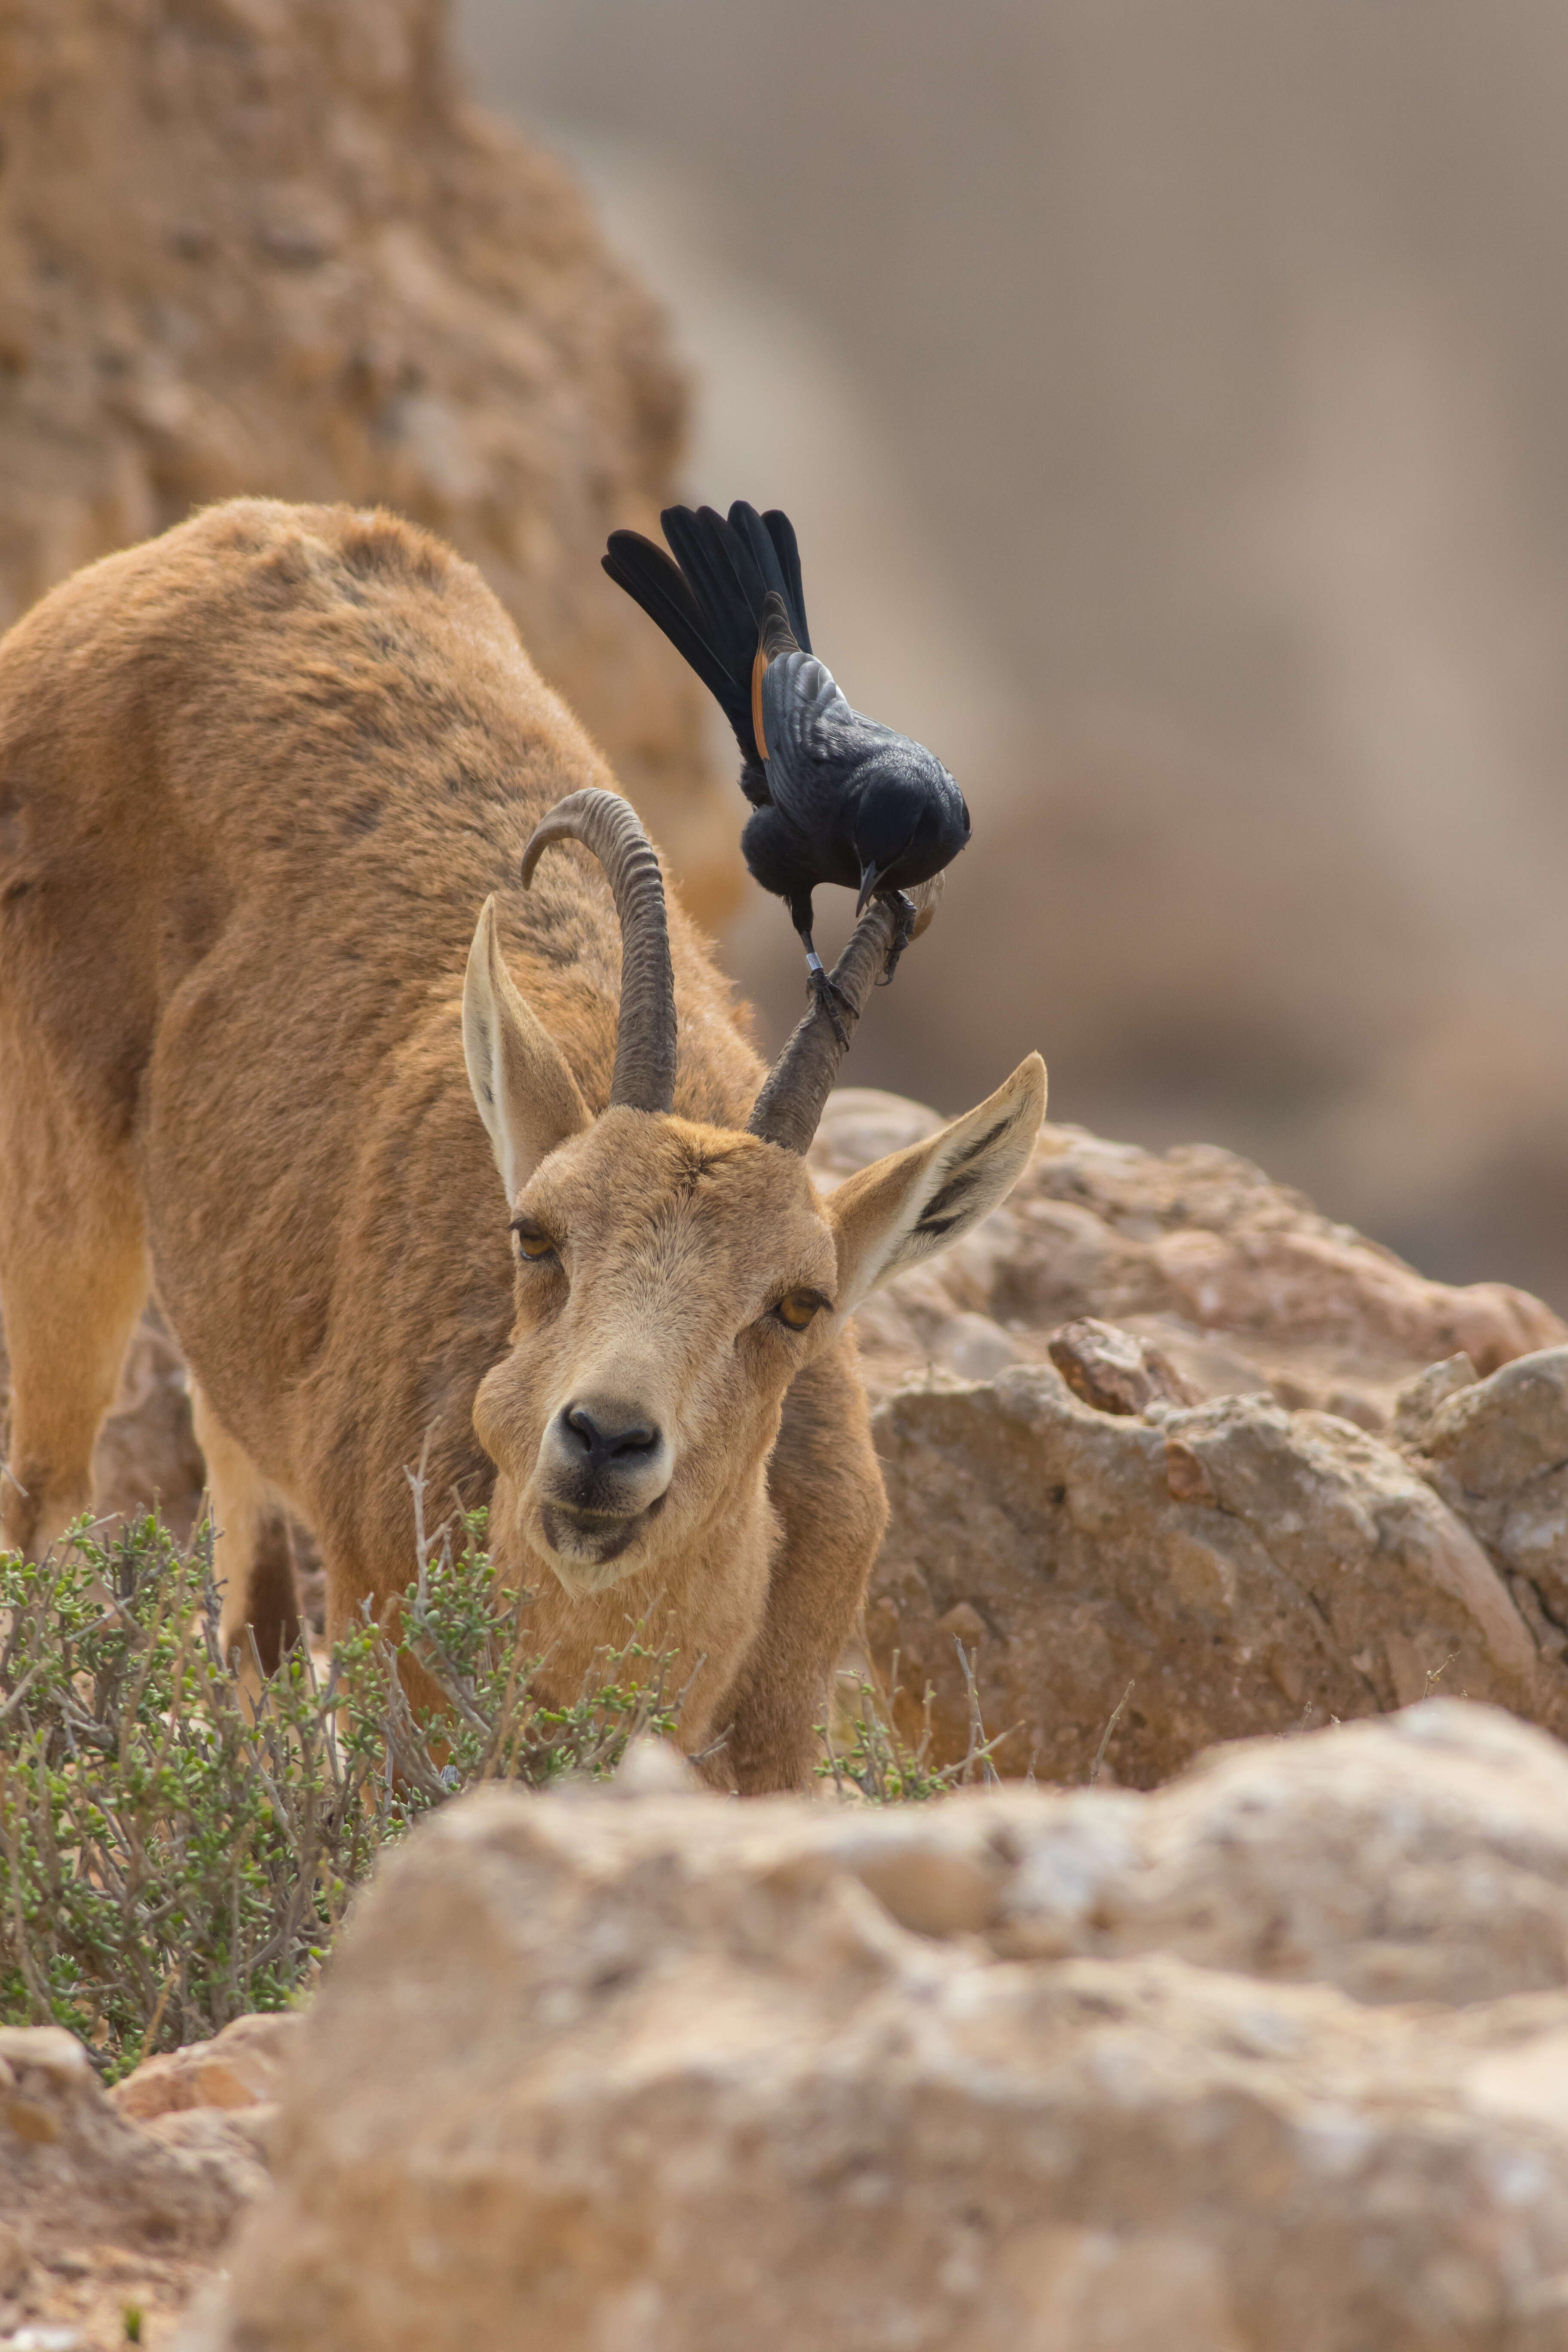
(853, 744, 971, 910)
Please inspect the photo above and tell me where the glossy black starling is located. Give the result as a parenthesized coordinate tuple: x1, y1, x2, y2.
(603, 501, 970, 1026)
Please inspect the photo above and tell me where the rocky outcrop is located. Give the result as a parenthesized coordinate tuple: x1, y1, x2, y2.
(812, 1091, 1565, 1426)
(0, 0, 738, 922)
(0, 2024, 268, 2348)
(1399, 1348, 1568, 1647)
(867, 1363, 1546, 1782)
(194, 1706, 1568, 2351)
(803, 1093, 1568, 1779)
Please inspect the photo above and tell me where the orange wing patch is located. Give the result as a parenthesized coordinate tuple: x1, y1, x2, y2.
(750, 645, 771, 762)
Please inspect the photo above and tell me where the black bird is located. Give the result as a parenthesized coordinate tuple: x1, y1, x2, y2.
(603, 501, 971, 1030)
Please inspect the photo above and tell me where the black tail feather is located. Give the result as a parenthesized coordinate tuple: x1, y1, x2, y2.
(601, 532, 751, 742)
(760, 508, 812, 654)
(662, 508, 756, 677)
(602, 500, 812, 763)
(723, 502, 786, 625)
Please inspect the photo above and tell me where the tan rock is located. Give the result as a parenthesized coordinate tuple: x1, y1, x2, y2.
(198, 1706, 1568, 2352)
(0, 2026, 264, 2261)
(111, 2014, 303, 2125)
(867, 1363, 1546, 1782)
(1405, 1349, 1568, 1637)
(802, 1090, 1568, 1779)
(1047, 1315, 1199, 1415)
(812, 1092, 1565, 1425)
(1390, 1350, 1481, 1448)
(0, 0, 737, 927)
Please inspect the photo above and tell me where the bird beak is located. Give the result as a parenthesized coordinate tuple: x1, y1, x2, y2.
(856, 859, 882, 914)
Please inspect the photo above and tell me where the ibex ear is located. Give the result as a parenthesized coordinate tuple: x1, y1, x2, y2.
(826, 1055, 1046, 1315)
(462, 897, 590, 1203)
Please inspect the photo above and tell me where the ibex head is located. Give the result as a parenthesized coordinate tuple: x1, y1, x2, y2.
(462, 789, 1043, 1597)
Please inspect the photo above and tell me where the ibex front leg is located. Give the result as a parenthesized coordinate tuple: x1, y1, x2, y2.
(0, 1060, 148, 1561)
(721, 1340, 888, 1793)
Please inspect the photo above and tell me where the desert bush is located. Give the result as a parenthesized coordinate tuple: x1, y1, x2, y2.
(819, 1645, 1007, 1801)
(0, 1505, 680, 2077)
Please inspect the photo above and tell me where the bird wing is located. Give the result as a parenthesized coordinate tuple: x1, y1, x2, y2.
(758, 650, 863, 836)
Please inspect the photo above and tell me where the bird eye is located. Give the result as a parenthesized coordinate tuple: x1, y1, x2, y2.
(774, 1289, 828, 1332)
(511, 1219, 559, 1262)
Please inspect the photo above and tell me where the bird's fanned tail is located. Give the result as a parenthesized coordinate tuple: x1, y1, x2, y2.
(601, 502, 811, 772)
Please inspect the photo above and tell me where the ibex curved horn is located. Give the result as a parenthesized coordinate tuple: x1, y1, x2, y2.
(748, 875, 943, 1154)
(522, 789, 676, 1115)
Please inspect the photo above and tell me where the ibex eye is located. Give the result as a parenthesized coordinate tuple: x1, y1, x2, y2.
(511, 1221, 558, 1262)
(774, 1289, 827, 1332)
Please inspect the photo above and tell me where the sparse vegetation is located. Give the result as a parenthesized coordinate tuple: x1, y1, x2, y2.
(0, 1506, 681, 2078)
(818, 1642, 1007, 1801)
(0, 1498, 1015, 2082)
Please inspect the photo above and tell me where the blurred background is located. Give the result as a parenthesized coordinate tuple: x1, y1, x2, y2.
(1, 0, 1564, 1308)
(457, 0, 1568, 1311)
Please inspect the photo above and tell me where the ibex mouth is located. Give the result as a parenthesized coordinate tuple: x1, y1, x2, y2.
(537, 1498, 661, 1589)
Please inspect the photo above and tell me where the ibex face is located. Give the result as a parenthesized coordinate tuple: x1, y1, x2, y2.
(473, 1110, 839, 1595)
(462, 789, 1045, 1605)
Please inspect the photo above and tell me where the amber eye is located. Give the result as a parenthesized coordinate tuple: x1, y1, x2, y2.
(774, 1289, 828, 1332)
(511, 1220, 559, 1262)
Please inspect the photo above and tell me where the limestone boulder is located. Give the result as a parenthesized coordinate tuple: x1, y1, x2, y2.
(812, 1091, 1565, 1426)
(1400, 1348, 1568, 1652)
(195, 1705, 1568, 2352)
(867, 1360, 1549, 1782)
(111, 2012, 303, 2127)
(805, 1090, 1568, 1779)
(0, 2024, 267, 2348)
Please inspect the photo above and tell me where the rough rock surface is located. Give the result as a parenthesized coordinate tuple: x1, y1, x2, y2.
(0, 2024, 268, 2349)
(1400, 1348, 1568, 1652)
(868, 1362, 1547, 1782)
(805, 1093, 1568, 1778)
(196, 1706, 1568, 2351)
(0, 0, 738, 922)
(111, 2012, 301, 2127)
(812, 1091, 1566, 1425)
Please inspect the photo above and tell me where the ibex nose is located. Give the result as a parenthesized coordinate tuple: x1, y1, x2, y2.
(561, 1400, 661, 1470)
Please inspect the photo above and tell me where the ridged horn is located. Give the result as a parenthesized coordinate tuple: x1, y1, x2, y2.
(747, 875, 943, 1154)
(521, 788, 677, 1115)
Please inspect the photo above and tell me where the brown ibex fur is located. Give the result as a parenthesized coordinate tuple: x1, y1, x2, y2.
(0, 499, 1044, 1790)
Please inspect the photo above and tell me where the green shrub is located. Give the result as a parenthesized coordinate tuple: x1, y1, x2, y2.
(0, 1507, 679, 2078)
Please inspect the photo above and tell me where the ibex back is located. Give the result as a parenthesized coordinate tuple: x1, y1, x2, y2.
(0, 500, 1044, 1790)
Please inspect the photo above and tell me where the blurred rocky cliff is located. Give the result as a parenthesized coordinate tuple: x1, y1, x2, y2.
(459, 0, 1568, 1312)
(0, 0, 738, 922)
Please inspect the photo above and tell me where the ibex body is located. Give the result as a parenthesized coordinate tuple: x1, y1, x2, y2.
(0, 500, 1042, 1789)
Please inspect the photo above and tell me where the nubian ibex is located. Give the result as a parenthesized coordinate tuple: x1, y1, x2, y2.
(0, 500, 1044, 1790)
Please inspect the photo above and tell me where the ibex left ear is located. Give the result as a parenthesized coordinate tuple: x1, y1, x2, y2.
(826, 1055, 1045, 1315)
(462, 897, 590, 1204)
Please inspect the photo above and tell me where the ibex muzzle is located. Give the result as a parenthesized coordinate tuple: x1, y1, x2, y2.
(0, 499, 1045, 1788)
